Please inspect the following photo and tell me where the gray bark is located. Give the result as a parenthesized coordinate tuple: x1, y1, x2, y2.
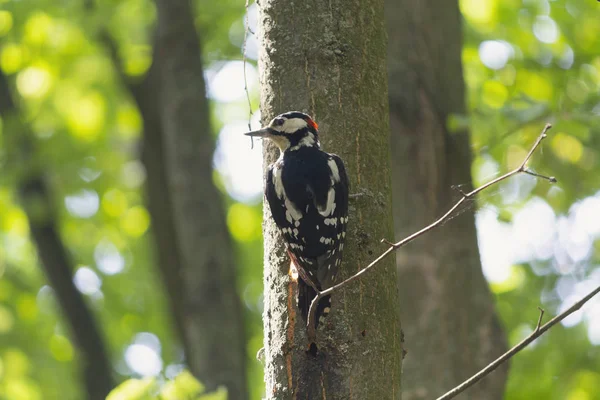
(153, 0, 247, 397)
(386, 1, 508, 399)
(258, 0, 402, 398)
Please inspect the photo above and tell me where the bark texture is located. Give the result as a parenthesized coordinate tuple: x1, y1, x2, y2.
(386, 1, 508, 399)
(125, 63, 188, 361)
(151, 0, 248, 397)
(0, 69, 114, 400)
(258, 1, 402, 398)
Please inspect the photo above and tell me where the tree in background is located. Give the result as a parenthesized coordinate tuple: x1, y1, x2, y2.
(150, 0, 248, 396)
(0, 0, 255, 398)
(258, 0, 402, 398)
(0, 70, 114, 400)
(460, 1, 600, 398)
(386, 1, 507, 398)
(1, 0, 600, 399)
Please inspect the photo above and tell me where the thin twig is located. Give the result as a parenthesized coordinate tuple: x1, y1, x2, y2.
(535, 307, 545, 332)
(436, 284, 600, 400)
(242, 0, 254, 148)
(524, 169, 557, 183)
(307, 124, 555, 334)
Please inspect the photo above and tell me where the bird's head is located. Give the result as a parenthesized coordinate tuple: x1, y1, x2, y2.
(245, 111, 320, 152)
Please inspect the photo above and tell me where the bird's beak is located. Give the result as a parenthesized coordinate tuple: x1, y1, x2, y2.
(244, 127, 271, 138)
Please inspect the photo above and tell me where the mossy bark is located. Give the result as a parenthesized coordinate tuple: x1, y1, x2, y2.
(386, 1, 508, 399)
(258, 0, 402, 398)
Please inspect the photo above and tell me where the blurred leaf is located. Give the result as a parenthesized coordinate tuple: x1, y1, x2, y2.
(106, 378, 157, 400)
(160, 370, 205, 400)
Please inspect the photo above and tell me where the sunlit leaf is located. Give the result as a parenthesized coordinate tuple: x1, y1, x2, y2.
(103, 189, 129, 217)
(490, 265, 526, 294)
(551, 133, 584, 164)
(15, 294, 37, 322)
(160, 370, 205, 399)
(16, 65, 53, 99)
(49, 335, 74, 362)
(0, 305, 15, 333)
(106, 378, 157, 400)
(0, 10, 13, 36)
(227, 203, 261, 242)
(23, 12, 53, 46)
(121, 206, 151, 237)
(65, 91, 106, 141)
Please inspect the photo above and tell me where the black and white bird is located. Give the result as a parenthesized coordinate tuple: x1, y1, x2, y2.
(245, 111, 349, 328)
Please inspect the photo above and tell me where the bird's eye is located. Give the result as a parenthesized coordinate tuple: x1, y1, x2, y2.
(273, 118, 285, 126)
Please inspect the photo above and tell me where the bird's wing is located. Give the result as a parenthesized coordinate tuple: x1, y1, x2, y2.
(311, 153, 349, 287)
(265, 165, 288, 229)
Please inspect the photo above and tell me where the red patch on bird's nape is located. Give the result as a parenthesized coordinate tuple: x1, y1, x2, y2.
(306, 118, 318, 131)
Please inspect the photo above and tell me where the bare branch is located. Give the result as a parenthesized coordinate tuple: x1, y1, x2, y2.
(436, 284, 600, 400)
(307, 124, 555, 334)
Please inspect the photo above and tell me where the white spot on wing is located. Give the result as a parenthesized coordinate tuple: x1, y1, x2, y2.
(328, 158, 341, 183)
(272, 167, 285, 200)
(317, 187, 336, 217)
(290, 243, 304, 250)
(273, 165, 303, 224)
(284, 197, 303, 223)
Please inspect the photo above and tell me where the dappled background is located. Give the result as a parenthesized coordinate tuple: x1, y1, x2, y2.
(0, 0, 599, 399)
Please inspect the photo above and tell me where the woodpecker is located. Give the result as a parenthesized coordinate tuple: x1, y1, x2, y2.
(245, 111, 349, 329)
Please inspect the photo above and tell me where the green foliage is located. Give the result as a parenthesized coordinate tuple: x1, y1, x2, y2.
(106, 371, 227, 400)
(0, 0, 599, 398)
(0, 0, 261, 398)
(460, 0, 600, 398)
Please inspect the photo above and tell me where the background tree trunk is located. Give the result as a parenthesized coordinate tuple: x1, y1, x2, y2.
(129, 63, 190, 374)
(151, 0, 248, 397)
(258, 1, 402, 398)
(386, 1, 508, 399)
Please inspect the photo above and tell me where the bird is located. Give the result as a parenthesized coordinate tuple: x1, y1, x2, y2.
(245, 111, 349, 330)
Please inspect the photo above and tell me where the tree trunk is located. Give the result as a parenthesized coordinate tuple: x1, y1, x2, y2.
(386, 1, 508, 399)
(132, 64, 189, 369)
(258, 1, 402, 398)
(0, 69, 114, 400)
(152, 0, 248, 398)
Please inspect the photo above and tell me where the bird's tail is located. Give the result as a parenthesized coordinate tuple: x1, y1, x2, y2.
(297, 278, 331, 329)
